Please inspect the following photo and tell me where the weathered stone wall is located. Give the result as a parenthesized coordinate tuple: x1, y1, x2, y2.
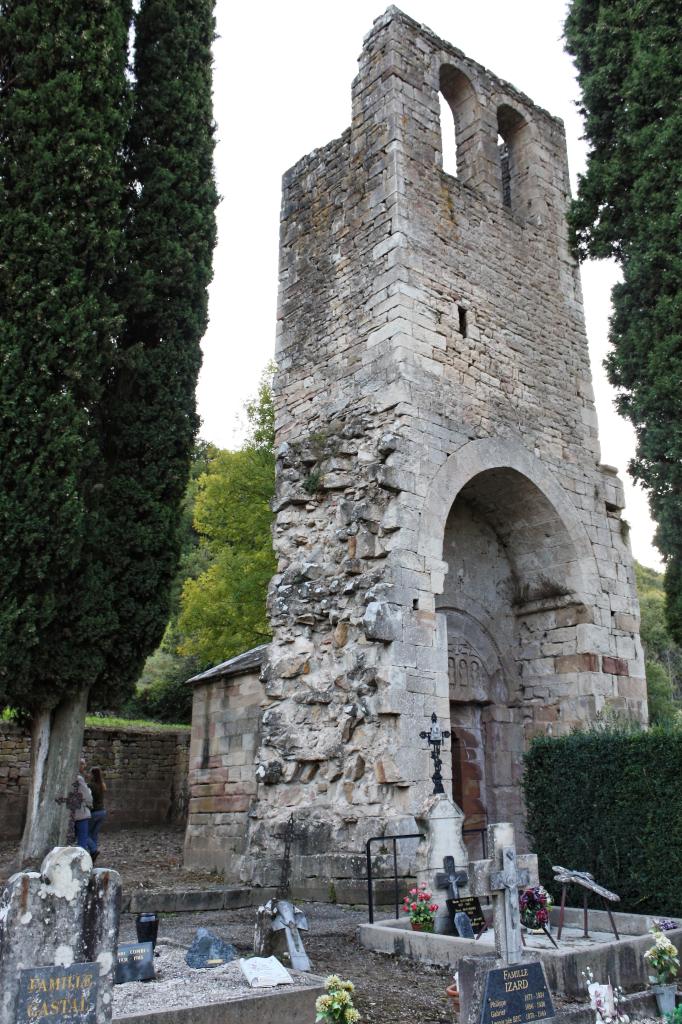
(184, 652, 266, 878)
(0, 722, 189, 839)
(236, 8, 645, 896)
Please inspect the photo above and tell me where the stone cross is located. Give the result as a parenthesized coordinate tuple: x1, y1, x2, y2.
(0, 846, 121, 1024)
(254, 898, 311, 972)
(468, 822, 538, 963)
(436, 855, 468, 901)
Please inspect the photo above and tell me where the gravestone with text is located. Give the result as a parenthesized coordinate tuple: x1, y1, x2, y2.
(0, 846, 121, 1024)
(480, 962, 554, 1024)
(115, 942, 155, 984)
(16, 963, 99, 1024)
(448, 896, 487, 935)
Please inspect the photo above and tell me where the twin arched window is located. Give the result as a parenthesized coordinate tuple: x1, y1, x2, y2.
(439, 64, 531, 215)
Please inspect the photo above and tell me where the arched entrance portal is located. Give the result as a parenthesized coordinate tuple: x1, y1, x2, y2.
(436, 465, 586, 848)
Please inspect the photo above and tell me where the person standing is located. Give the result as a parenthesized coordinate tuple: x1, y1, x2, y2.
(73, 757, 96, 856)
(88, 766, 107, 862)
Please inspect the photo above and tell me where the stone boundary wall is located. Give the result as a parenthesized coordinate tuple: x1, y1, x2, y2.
(0, 721, 190, 839)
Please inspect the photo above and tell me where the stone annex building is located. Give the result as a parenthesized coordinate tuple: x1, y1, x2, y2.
(184, 8, 646, 899)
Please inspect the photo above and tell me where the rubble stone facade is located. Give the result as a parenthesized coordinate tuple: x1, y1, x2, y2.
(191, 8, 647, 897)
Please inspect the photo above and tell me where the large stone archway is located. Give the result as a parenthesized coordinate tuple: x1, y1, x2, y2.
(419, 440, 606, 845)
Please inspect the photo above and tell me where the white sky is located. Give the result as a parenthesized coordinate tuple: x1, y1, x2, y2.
(197, 0, 662, 572)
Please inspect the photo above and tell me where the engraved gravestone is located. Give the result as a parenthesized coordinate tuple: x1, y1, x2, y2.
(481, 962, 555, 1024)
(0, 847, 121, 1024)
(16, 963, 99, 1024)
(115, 942, 155, 984)
(448, 896, 486, 934)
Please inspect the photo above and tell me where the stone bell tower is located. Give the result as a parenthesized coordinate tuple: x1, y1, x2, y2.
(241, 7, 645, 899)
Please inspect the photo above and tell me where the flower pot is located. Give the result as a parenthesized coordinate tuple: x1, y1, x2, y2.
(411, 921, 434, 933)
(446, 984, 460, 1017)
(650, 982, 677, 1016)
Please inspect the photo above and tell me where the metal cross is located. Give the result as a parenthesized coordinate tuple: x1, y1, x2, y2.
(419, 711, 451, 795)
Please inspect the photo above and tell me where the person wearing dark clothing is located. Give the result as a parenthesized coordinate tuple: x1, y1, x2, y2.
(88, 766, 107, 861)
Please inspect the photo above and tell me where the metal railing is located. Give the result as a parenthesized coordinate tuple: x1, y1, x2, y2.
(365, 833, 425, 924)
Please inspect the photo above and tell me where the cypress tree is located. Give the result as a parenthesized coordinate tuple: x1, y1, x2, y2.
(0, 0, 131, 860)
(0, 0, 216, 862)
(564, 0, 682, 640)
(92, 0, 218, 704)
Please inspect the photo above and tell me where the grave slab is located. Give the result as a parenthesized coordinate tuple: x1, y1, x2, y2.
(111, 946, 324, 1024)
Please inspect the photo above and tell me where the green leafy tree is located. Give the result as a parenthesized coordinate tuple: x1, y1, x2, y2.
(644, 660, 677, 728)
(178, 374, 276, 666)
(0, 0, 216, 863)
(564, 0, 682, 641)
(636, 562, 682, 718)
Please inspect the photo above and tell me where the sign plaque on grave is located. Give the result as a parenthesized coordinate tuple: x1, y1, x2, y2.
(16, 963, 99, 1024)
(480, 962, 555, 1024)
(447, 896, 486, 933)
(115, 942, 155, 984)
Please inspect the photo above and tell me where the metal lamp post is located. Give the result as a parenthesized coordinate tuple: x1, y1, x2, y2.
(420, 711, 451, 795)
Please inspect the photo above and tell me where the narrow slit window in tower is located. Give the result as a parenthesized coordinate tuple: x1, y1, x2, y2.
(439, 91, 458, 176)
(498, 134, 511, 208)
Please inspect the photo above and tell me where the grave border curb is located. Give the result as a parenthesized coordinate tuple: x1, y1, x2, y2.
(113, 976, 326, 1024)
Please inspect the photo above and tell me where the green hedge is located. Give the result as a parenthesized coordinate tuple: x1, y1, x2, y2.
(523, 729, 682, 916)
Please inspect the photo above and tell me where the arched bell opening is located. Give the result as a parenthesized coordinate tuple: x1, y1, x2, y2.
(439, 64, 480, 185)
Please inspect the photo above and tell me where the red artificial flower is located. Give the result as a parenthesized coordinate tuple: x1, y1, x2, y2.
(411, 902, 418, 911)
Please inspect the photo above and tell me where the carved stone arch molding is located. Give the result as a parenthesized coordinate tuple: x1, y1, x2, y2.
(417, 436, 601, 605)
(438, 606, 514, 706)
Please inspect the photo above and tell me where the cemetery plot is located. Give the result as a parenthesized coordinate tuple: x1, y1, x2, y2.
(110, 942, 323, 1020)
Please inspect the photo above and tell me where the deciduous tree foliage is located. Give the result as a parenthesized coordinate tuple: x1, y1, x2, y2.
(0, 0, 216, 861)
(564, 0, 682, 640)
(178, 375, 276, 666)
(636, 561, 681, 721)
